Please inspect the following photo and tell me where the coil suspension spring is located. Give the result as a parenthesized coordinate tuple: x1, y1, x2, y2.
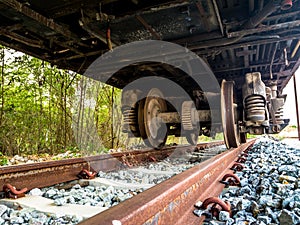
(274, 106, 284, 124)
(122, 107, 138, 135)
(244, 95, 266, 122)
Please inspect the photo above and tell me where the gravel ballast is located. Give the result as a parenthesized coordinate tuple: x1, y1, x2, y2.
(4, 138, 298, 224)
(197, 137, 300, 225)
(0, 154, 201, 224)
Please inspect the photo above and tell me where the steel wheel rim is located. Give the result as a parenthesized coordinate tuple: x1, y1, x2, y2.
(221, 80, 240, 148)
(143, 88, 168, 148)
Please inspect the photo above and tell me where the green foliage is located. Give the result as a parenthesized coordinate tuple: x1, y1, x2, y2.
(0, 46, 126, 156)
(166, 132, 224, 145)
(0, 47, 78, 155)
(246, 134, 259, 139)
(0, 152, 8, 165)
(72, 77, 126, 154)
(0, 157, 8, 165)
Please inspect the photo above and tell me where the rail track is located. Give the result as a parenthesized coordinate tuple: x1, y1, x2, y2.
(0, 141, 224, 190)
(80, 140, 255, 225)
(0, 140, 255, 224)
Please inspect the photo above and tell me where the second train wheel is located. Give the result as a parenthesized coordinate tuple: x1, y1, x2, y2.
(139, 88, 168, 149)
(182, 101, 200, 146)
(221, 80, 240, 149)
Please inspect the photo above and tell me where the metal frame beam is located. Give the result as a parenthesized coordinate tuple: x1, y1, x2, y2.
(194, 33, 300, 54)
(293, 74, 300, 140)
(227, 20, 300, 38)
(0, 0, 80, 41)
(136, 15, 161, 40)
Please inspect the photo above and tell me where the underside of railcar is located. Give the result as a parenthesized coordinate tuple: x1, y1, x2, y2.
(0, 0, 299, 148)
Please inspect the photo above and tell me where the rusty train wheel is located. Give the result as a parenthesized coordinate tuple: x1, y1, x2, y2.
(138, 99, 147, 141)
(139, 88, 168, 149)
(221, 80, 240, 149)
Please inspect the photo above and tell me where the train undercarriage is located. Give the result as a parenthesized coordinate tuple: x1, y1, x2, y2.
(121, 70, 289, 149)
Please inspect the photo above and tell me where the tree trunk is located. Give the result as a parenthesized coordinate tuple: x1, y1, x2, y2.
(0, 48, 4, 128)
(111, 87, 114, 149)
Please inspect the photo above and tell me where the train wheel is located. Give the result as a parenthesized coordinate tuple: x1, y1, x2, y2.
(182, 101, 199, 146)
(138, 99, 147, 140)
(139, 88, 168, 149)
(221, 80, 240, 149)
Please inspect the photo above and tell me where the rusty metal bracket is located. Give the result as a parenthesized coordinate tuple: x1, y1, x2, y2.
(77, 169, 96, 179)
(201, 197, 231, 218)
(220, 173, 241, 187)
(3, 184, 27, 199)
(236, 156, 247, 163)
(243, 148, 249, 154)
(240, 153, 248, 158)
(230, 163, 245, 172)
(149, 156, 157, 162)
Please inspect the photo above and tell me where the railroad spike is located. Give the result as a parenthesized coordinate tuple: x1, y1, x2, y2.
(77, 169, 96, 180)
(230, 163, 245, 172)
(201, 197, 231, 218)
(2, 183, 27, 199)
(220, 173, 241, 187)
(236, 157, 247, 163)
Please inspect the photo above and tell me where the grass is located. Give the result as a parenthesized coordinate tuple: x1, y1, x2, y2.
(165, 132, 224, 145)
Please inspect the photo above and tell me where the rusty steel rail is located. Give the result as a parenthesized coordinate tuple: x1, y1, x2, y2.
(0, 141, 224, 191)
(79, 140, 255, 225)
